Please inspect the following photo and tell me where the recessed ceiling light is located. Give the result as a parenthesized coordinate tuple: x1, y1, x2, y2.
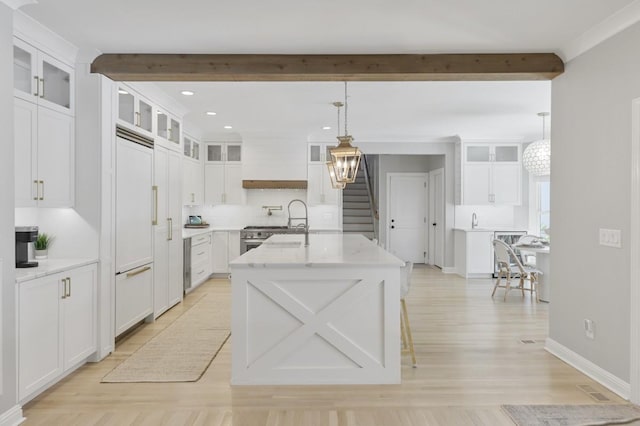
(181, 90, 195, 96)
(118, 89, 128, 95)
(224, 125, 233, 129)
(322, 126, 332, 130)
(206, 111, 217, 116)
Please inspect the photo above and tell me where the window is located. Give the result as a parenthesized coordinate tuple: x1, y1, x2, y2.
(537, 180, 550, 239)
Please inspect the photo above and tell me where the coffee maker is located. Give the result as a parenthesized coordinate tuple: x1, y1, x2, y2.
(16, 226, 39, 268)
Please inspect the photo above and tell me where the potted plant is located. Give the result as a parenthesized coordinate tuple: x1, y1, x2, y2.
(34, 233, 53, 259)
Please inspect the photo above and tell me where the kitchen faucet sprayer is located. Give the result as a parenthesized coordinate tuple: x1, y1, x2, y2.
(287, 199, 309, 246)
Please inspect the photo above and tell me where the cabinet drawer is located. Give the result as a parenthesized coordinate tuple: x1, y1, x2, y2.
(191, 243, 211, 266)
(191, 233, 211, 247)
(191, 262, 209, 284)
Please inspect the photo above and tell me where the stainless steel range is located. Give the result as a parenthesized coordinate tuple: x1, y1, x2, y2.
(240, 226, 303, 254)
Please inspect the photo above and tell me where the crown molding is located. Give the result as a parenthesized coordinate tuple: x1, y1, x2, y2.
(0, 0, 36, 9)
(561, 0, 640, 61)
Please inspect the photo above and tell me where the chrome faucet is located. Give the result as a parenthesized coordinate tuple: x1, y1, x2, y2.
(472, 212, 478, 229)
(287, 199, 309, 246)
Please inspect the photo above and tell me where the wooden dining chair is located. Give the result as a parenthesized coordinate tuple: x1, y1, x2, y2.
(492, 239, 542, 302)
(400, 261, 417, 367)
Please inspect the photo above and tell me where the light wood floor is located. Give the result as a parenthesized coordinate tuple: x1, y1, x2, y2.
(22, 266, 625, 425)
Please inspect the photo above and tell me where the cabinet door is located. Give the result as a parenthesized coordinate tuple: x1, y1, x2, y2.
(137, 97, 154, 134)
(37, 106, 74, 208)
(19, 274, 63, 400)
(117, 87, 136, 127)
(168, 116, 181, 148)
(212, 232, 229, 273)
(492, 163, 521, 205)
(13, 38, 38, 103)
(465, 145, 491, 162)
(204, 164, 225, 205)
(63, 265, 97, 370)
(206, 144, 224, 163)
(463, 163, 491, 205)
(38, 51, 73, 115)
(228, 231, 241, 264)
(168, 150, 183, 222)
(466, 232, 494, 274)
(168, 231, 184, 306)
(226, 144, 242, 162)
(308, 144, 324, 163)
(154, 147, 169, 229)
(153, 227, 169, 318)
(224, 164, 244, 204)
(182, 159, 201, 205)
(14, 98, 38, 207)
(183, 135, 192, 157)
(494, 145, 519, 162)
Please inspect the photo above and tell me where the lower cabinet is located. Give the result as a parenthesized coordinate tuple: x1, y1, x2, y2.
(115, 264, 153, 336)
(18, 263, 97, 402)
(191, 233, 212, 289)
(454, 230, 494, 278)
(212, 231, 241, 274)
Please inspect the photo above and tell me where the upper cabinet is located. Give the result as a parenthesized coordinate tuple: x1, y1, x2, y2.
(13, 37, 74, 116)
(183, 134, 201, 161)
(456, 143, 522, 206)
(183, 133, 203, 206)
(308, 143, 334, 163)
(156, 108, 182, 152)
(117, 85, 154, 138)
(206, 143, 242, 163)
(307, 144, 342, 206)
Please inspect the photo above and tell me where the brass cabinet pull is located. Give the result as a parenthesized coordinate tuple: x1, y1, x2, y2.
(33, 180, 39, 200)
(33, 76, 39, 97)
(152, 185, 158, 225)
(39, 78, 45, 98)
(135, 111, 141, 127)
(67, 277, 71, 298)
(126, 266, 151, 278)
(191, 192, 195, 203)
(40, 180, 44, 200)
(167, 218, 173, 240)
(61, 278, 68, 299)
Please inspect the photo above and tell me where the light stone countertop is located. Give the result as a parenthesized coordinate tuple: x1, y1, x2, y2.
(453, 227, 528, 233)
(182, 227, 243, 239)
(230, 233, 404, 268)
(15, 258, 99, 283)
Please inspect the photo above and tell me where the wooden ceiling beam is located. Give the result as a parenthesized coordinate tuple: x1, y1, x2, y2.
(91, 53, 564, 81)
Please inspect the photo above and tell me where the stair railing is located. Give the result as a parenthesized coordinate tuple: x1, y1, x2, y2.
(362, 155, 379, 240)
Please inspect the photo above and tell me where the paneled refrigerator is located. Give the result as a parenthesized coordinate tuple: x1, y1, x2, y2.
(114, 127, 154, 337)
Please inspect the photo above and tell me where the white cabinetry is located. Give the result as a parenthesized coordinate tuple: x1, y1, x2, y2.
(456, 143, 521, 205)
(115, 265, 153, 336)
(156, 107, 182, 152)
(307, 143, 342, 206)
(454, 230, 494, 278)
(183, 156, 203, 206)
(18, 263, 97, 402)
(212, 231, 241, 274)
(204, 143, 245, 205)
(153, 147, 183, 318)
(117, 85, 154, 138)
(14, 98, 74, 207)
(13, 37, 74, 115)
(191, 233, 212, 289)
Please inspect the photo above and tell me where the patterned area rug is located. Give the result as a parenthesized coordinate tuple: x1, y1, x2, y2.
(502, 404, 640, 426)
(102, 294, 230, 382)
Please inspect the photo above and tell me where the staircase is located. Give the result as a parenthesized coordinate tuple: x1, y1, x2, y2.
(342, 168, 376, 240)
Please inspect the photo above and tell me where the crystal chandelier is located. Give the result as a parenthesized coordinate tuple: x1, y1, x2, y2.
(523, 112, 551, 176)
(328, 82, 362, 184)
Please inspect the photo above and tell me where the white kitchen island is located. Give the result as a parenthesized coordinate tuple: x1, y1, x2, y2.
(230, 233, 404, 385)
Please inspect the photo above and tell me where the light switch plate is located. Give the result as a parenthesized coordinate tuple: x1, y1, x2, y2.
(599, 228, 622, 248)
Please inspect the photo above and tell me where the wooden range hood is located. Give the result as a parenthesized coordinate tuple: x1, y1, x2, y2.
(242, 180, 307, 189)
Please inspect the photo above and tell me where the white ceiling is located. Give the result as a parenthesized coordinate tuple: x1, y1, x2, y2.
(19, 0, 637, 142)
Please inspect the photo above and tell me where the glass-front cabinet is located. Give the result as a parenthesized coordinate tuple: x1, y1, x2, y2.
(13, 37, 74, 115)
(465, 144, 519, 163)
(156, 108, 182, 152)
(308, 143, 334, 163)
(206, 143, 241, 163)
(117, 86, 154, 136)
(183, 134, 201, 160)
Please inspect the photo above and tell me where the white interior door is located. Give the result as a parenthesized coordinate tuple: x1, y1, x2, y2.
(429, 168, 445, 268)
(387, 174, 427, 263)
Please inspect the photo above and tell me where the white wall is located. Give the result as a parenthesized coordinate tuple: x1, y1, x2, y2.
(550, 21, 640, 383)
(0, 2, 17, 416)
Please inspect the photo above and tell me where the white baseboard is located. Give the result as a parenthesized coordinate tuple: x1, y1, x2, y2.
(0, 405, 25, 426)
(441, 267, 456, 274)
(545, 338, 630, 400)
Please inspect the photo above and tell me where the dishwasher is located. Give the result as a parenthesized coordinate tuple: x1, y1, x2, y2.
(183, 237, 192, 293)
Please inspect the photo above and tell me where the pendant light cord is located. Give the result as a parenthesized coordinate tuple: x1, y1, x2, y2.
(344, 82, 348, 136)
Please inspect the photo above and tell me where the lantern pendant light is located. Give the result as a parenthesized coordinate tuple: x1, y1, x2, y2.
(326, 102, 346, 189)
(328, 82, 362, 185)
(523, 112, 551, 176)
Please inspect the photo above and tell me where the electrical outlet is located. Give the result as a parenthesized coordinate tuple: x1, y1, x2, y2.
(599, 228, 622, 248)
(584, 319, 595, 339)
